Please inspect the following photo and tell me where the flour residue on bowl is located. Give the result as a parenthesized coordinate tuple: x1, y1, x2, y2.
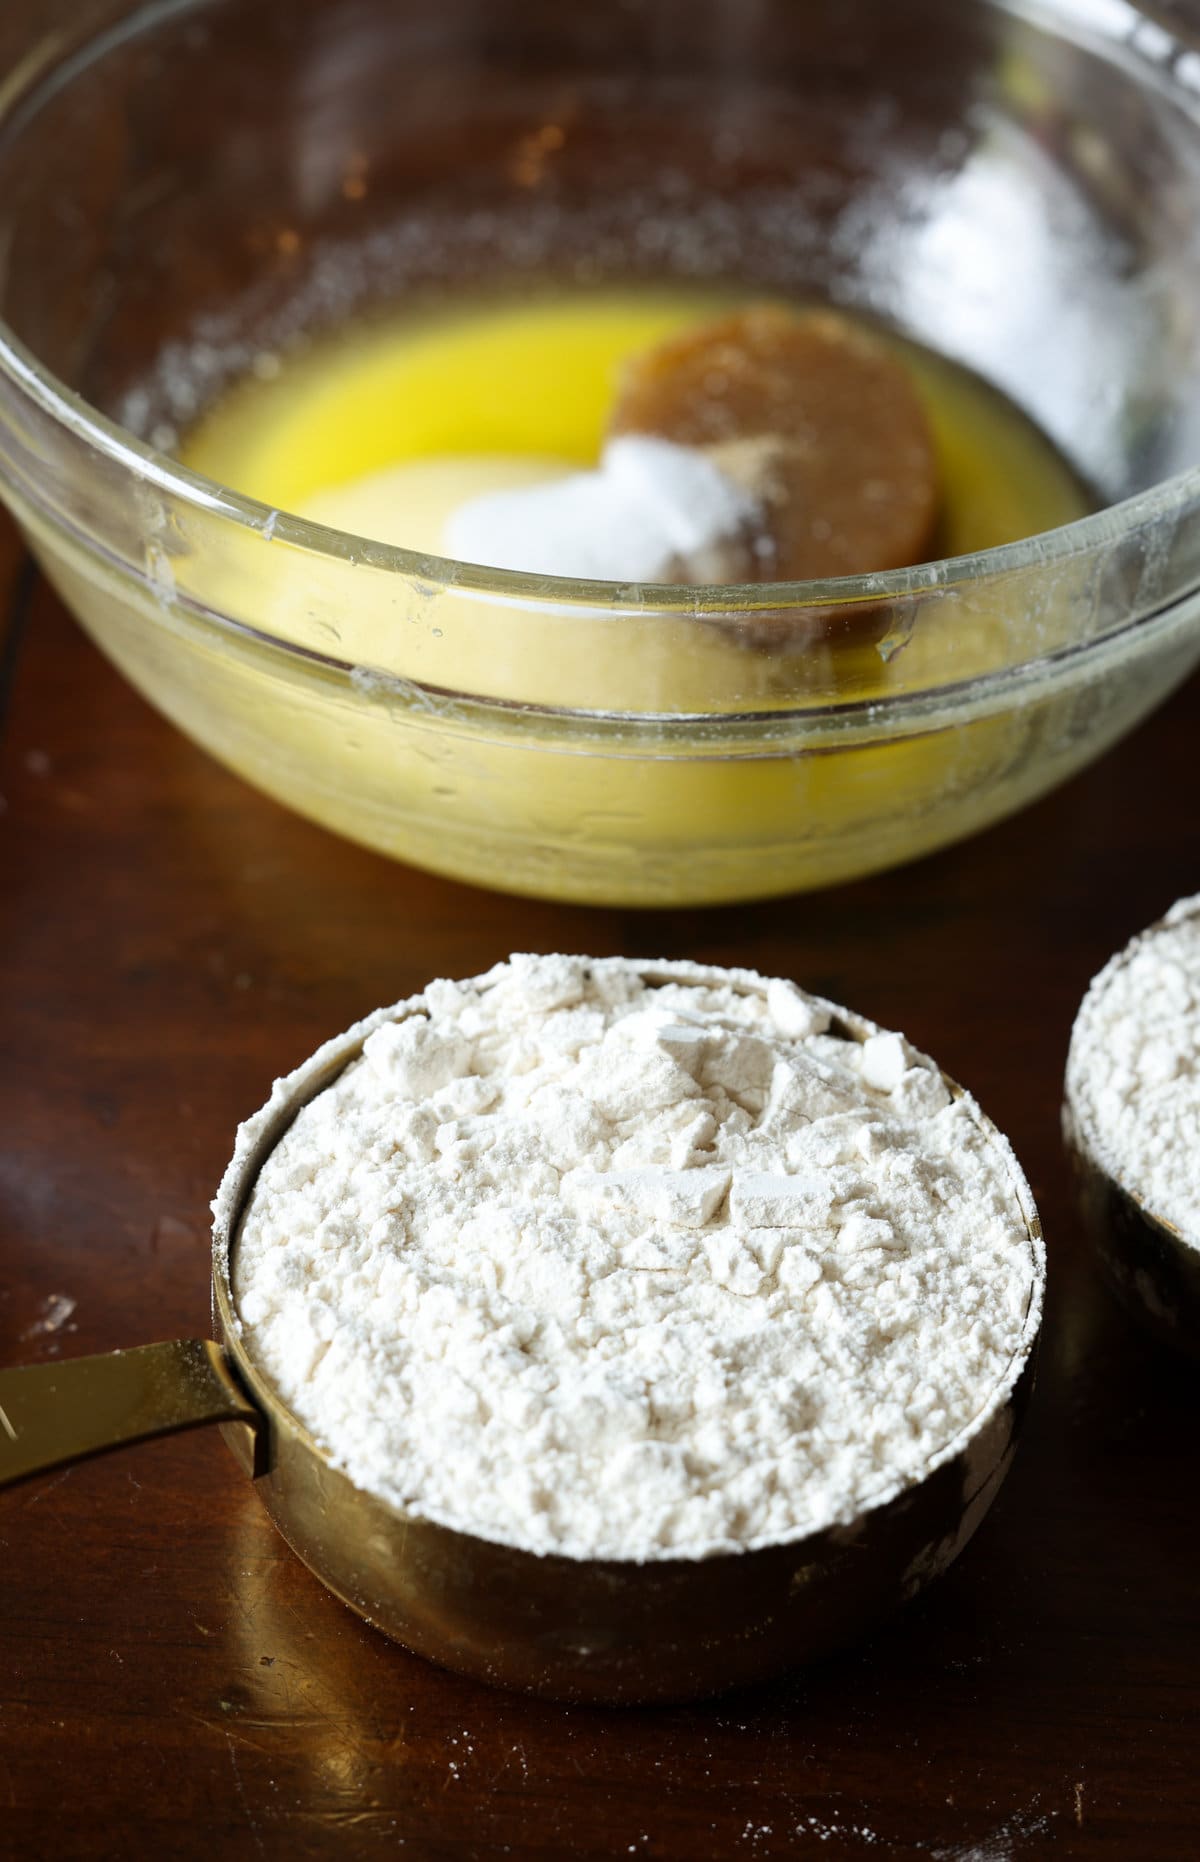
(230, 955, 1041, 1560)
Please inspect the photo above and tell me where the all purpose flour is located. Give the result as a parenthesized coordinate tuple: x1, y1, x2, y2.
(1066, 895, 1200, 1241)
(228, 956, 1041, 1561)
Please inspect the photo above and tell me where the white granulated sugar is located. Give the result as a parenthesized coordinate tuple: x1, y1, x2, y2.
(1066, 895, 1200, 1241)
(230, 956, 1040, 1561)
(443, 436, 759, 582)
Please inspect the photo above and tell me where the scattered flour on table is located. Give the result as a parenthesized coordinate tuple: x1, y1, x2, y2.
(1066, 894, 1200, 1242)
(229, 955, 1040, 1560)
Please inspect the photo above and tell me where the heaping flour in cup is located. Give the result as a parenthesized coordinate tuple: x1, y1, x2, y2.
(227, 955, 1041, 1561)
(1066, 894, 1200, 1242)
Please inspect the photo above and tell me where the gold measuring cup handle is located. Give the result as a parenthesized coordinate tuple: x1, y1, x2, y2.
(0, 1338, 263, 1489)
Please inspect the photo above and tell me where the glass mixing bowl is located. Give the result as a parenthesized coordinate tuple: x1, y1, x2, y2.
(2, 0, 1200, 906)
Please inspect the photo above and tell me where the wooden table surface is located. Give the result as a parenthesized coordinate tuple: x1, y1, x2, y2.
(2, 500, 1198, 1861)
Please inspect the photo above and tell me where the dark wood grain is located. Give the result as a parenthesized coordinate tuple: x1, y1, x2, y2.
(1, 503, 1199, 1860)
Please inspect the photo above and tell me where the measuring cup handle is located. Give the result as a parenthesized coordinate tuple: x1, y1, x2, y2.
(0, 1338, 263, 1489)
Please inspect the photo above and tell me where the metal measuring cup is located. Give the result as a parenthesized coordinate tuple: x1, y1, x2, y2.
(1064, 901, 1200, 1357)
(0, 969, 1044, 1702)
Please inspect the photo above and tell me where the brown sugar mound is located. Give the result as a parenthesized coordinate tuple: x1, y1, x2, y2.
(610, 305, 941, 581)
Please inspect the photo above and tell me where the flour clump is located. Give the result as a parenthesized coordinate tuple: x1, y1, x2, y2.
(231, 955, 1041, 1560)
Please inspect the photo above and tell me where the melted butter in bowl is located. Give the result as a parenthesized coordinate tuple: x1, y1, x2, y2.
(162, 290, 1104, 908)
(187, 288, 1089, 588)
